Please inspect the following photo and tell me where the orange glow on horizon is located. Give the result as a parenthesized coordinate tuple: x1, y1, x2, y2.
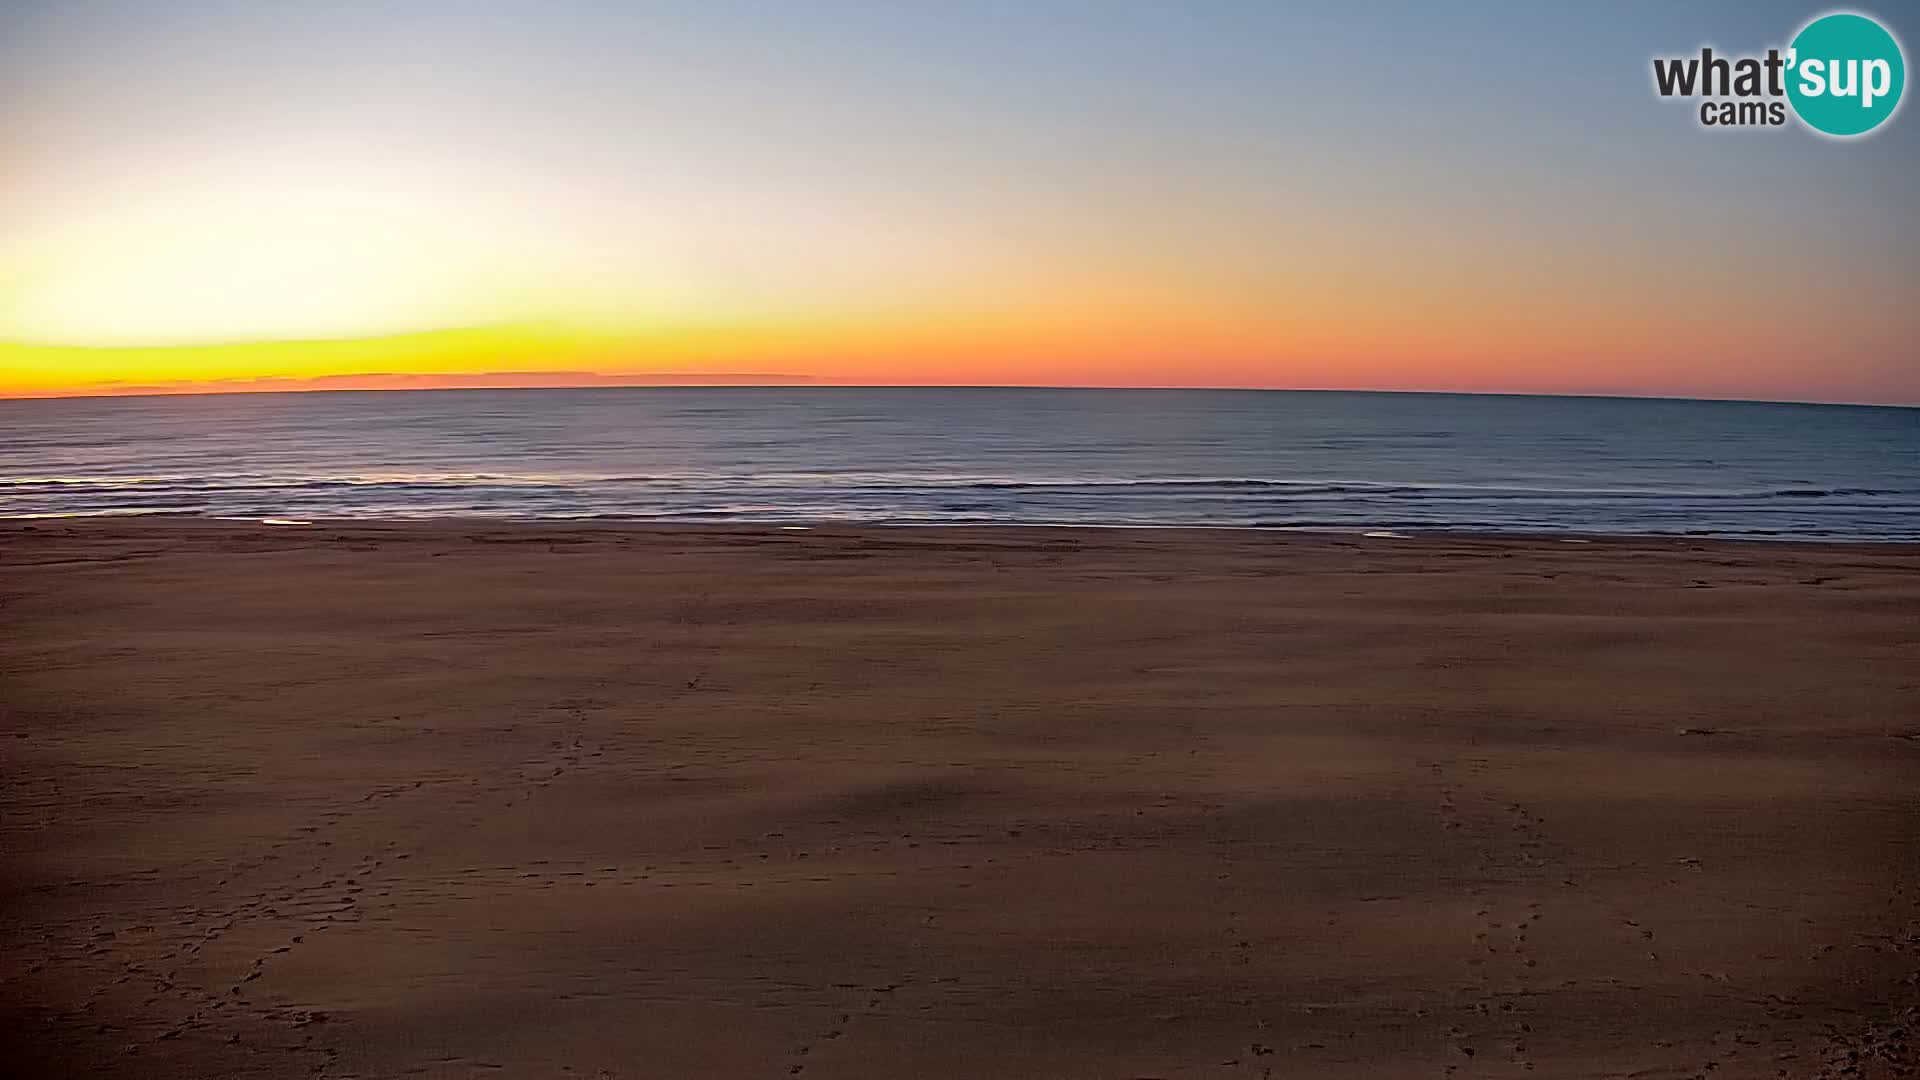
(5, 304, 1911, 405)
(5, 190, 1915, 406)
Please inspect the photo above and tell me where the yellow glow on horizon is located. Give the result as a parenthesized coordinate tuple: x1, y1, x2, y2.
(2, 155, 1911, 404)
(0, 297, 1825, 401)
(0, 321, 806, 397)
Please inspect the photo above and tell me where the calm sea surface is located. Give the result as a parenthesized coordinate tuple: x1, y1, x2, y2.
(3, 388, 1917, 539)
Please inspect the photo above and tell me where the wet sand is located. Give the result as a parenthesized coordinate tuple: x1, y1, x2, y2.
(3, 520, 1917, 1078)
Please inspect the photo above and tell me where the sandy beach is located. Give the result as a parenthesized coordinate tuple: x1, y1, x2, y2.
(3, 520, 1916, 1079)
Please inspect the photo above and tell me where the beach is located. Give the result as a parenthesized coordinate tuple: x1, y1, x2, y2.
(3, 519, 1917, 1079)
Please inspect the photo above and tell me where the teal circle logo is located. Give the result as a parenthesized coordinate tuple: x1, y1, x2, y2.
(1786, 12, 1906, 136)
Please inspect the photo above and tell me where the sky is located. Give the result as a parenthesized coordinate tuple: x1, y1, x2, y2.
(1, 0, 1916, 403)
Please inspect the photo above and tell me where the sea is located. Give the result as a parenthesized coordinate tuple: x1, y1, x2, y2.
(3, 388, 1917, 540)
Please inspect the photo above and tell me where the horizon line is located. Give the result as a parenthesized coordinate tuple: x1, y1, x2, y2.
(2, 381, 1913, 411)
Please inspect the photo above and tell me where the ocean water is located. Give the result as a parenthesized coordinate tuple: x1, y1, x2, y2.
(2, 388, 1917, 540)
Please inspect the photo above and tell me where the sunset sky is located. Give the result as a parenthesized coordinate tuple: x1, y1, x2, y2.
(2, 1, 1916, 403)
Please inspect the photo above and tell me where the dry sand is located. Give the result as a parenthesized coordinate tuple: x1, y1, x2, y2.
(2, 520, 1917, 1079)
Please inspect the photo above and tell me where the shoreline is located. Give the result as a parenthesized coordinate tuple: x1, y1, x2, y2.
(9, 514, 1920, 552)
